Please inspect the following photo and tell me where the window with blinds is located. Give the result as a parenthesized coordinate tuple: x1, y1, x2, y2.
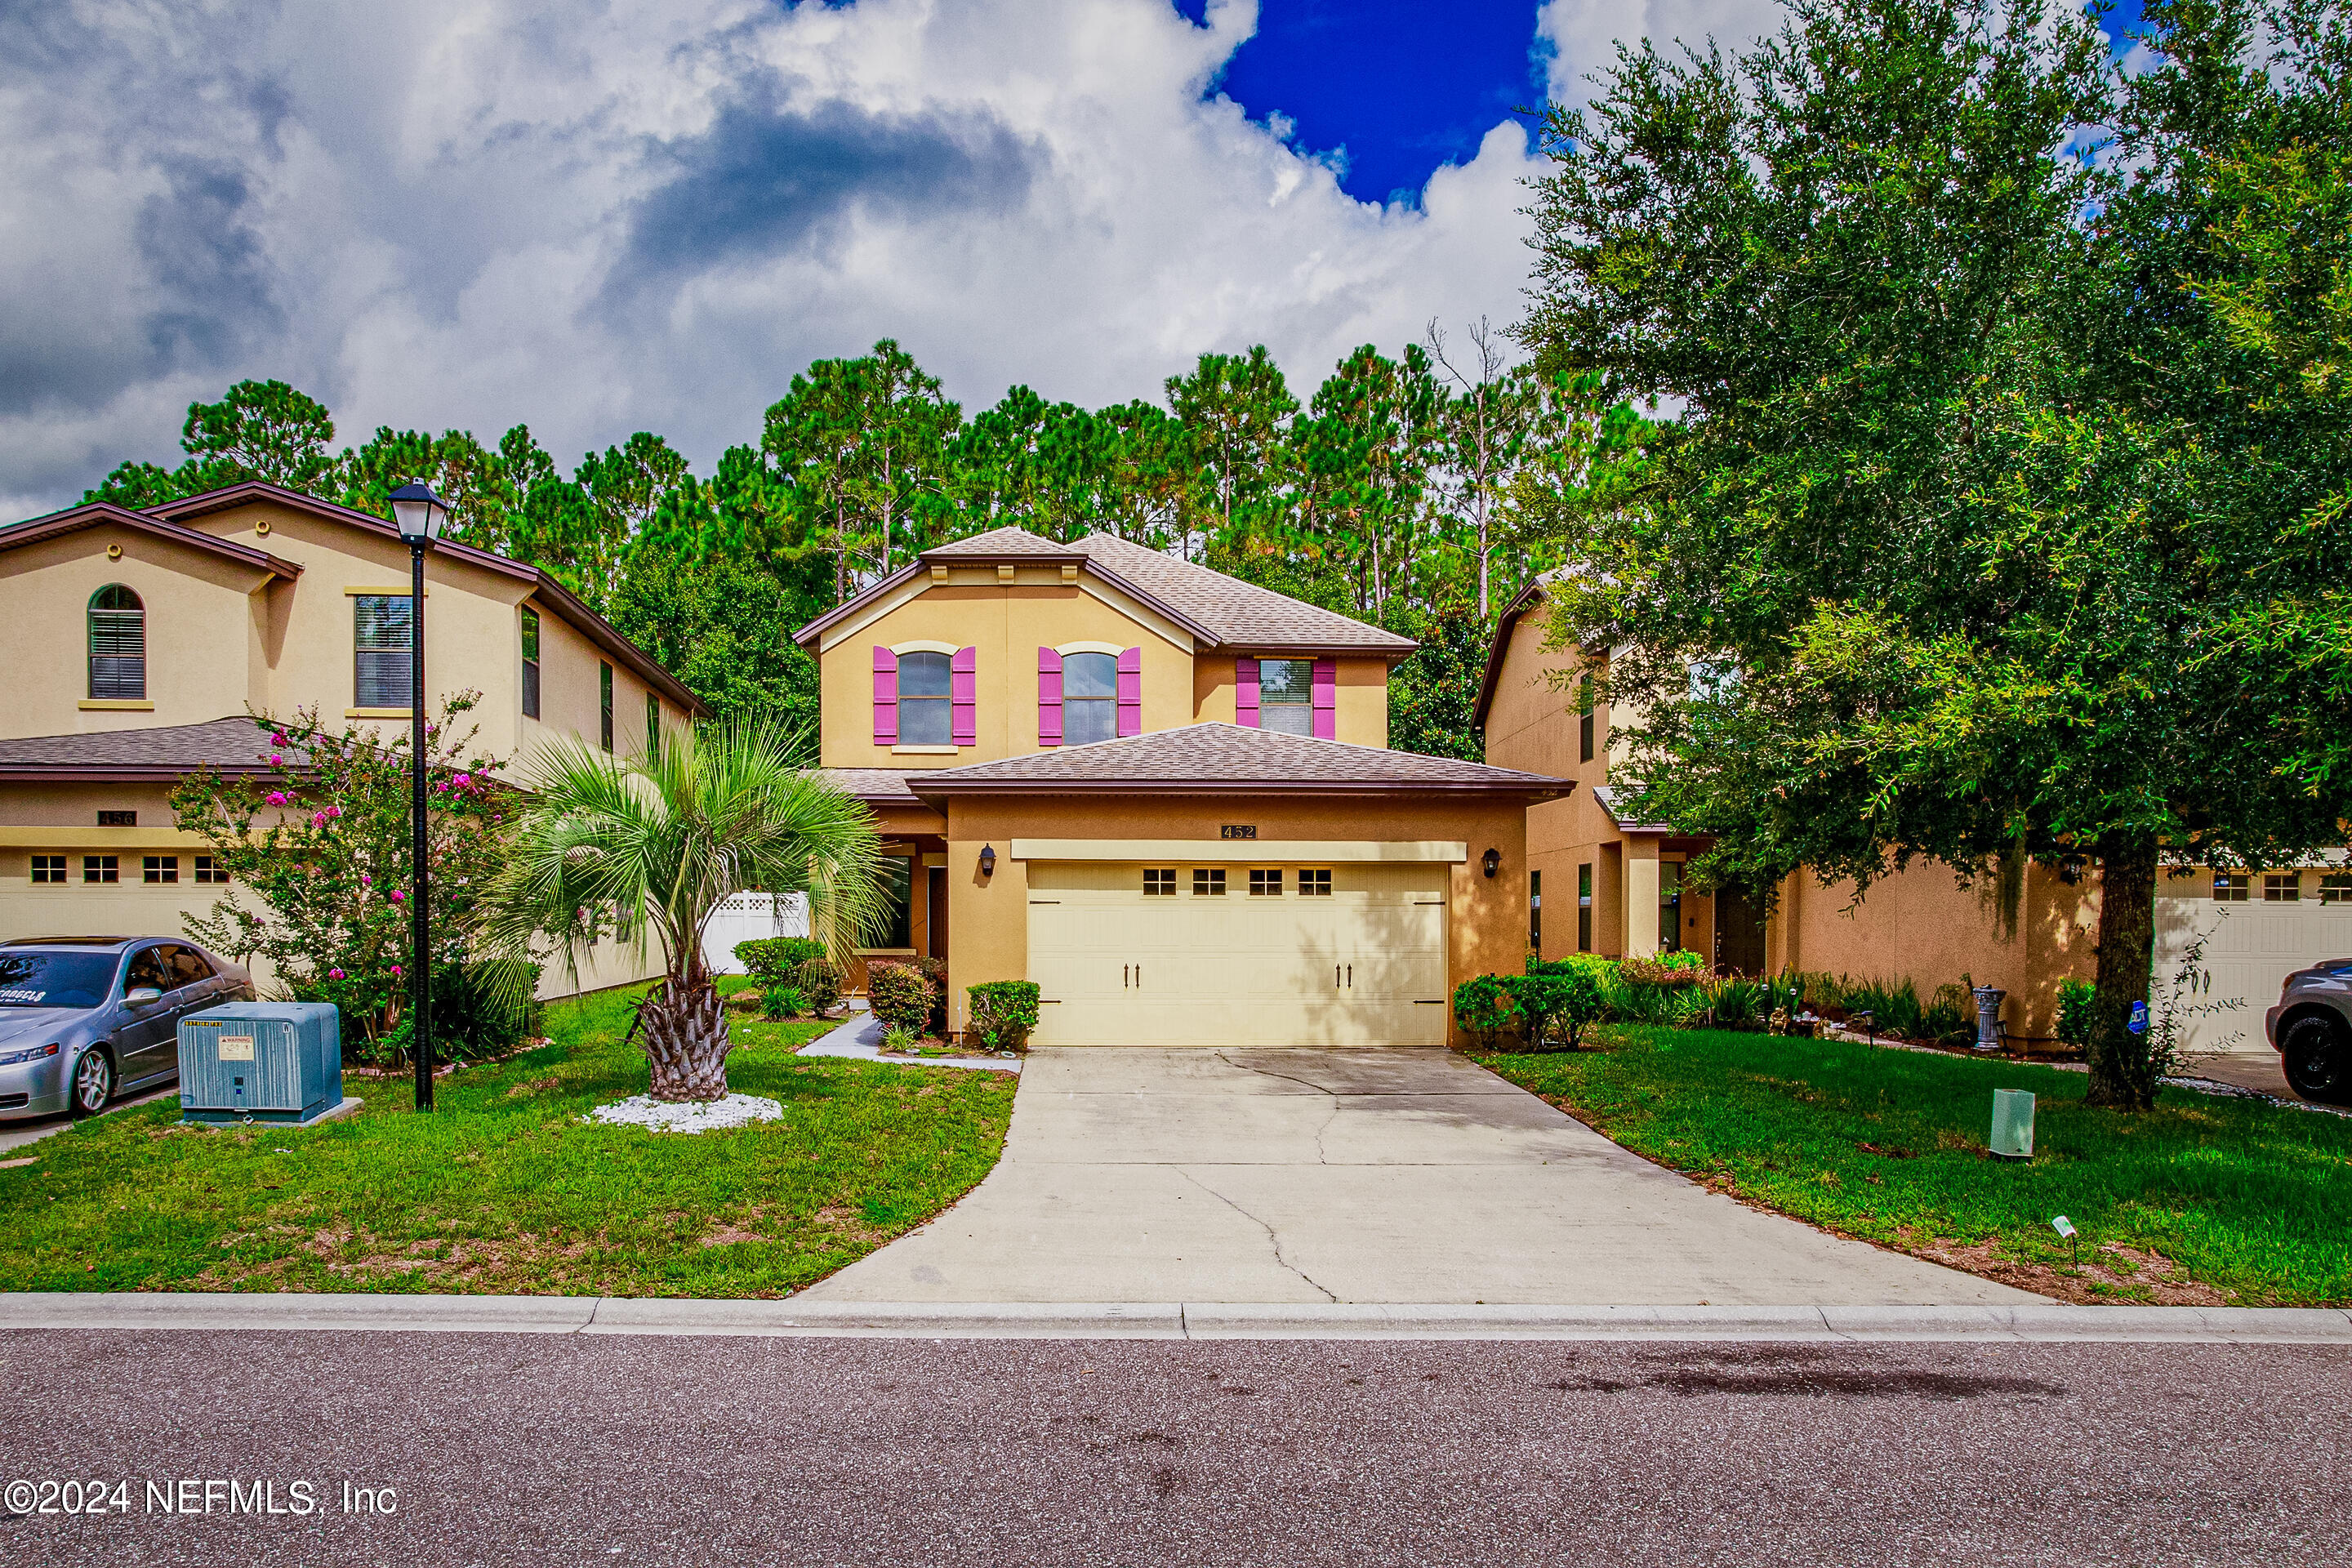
(87, 585, 145, 700)
(520, 606, 541, 719)
(354, 595, 412, 710)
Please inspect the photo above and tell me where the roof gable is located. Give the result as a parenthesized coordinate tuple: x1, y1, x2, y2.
(795, 525, 1417, 657)
(0, 502, 303, 580)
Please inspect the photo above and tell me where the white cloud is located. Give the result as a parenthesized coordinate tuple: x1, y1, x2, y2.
(1538, 0, 1790, 109)
(0, 0, 1556, 516)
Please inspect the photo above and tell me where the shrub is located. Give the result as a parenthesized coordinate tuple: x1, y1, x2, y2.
(880, 1022, 920, 1053)
(2057, 978, 2096, 1054)
(1452, 974, 1526, 1045)
(1705, 975, 1770, 1027)
(1842, 977, 1923, 1037)
(763, 986, 808, 1019)
(968, 981, 1041, 1051)
(1512, 960, 1610, 1050)
(735, 935, 826, 993)
(791, 956, 841, 1016)
(1924, 982, 1974, 1044)
(867, 960, 934, 1032)
(1619, 951, 1705, 988)
(908, 956, 950, 1033)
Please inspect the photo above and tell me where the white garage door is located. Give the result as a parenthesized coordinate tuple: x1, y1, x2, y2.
(1026, 859, 1450, 1047)
(2155, 892, 2352, 1054)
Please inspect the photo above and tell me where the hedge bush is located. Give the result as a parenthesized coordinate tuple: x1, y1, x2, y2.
(792, 956, 842, 1017)
(867, 960, 934, 1032)
(967, 981, 1041, 1051)
(735, 936, 826, 989)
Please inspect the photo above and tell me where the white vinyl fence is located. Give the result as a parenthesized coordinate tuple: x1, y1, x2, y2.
(701, 892, 810, 974)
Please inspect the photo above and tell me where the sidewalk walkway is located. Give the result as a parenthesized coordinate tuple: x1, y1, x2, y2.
(796, 1004, 1020, 1074)
(798, 1046, 2039, 1307)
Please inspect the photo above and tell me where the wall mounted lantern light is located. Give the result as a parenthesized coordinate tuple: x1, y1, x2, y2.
(1481, 848, 1500, 879)
(979, 844, 996, 878)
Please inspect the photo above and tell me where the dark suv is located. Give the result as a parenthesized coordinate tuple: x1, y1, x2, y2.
(2265, 960, 2352, 1104)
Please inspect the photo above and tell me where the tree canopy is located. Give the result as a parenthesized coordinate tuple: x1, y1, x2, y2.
(1519, 0, 2352, 1107)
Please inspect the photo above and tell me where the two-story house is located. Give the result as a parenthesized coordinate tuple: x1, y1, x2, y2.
(1477, 577, 2330, 1052)
(795, 527, 1570, 1046)
(0, 480, 702, 997)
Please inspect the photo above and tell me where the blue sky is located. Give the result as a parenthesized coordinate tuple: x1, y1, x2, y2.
(1174, 0, 1551, 205)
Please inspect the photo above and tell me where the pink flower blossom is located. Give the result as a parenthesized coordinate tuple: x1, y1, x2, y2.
(389, 889, 404, 903)
(454, 773, 471, 787)
(267, 791, 288, 806)
(328, 968, 345, 980)
(390, 965, 403, 978)
(360, 873, 372, 885)
(270, 753, 283, 766)
(328, 805, 341, 817)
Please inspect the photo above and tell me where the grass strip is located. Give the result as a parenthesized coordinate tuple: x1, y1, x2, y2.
(1479, 1026, 2352, 1306)
(0, 985, 1013, 1297)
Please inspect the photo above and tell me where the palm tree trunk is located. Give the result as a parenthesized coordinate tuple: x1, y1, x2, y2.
(639, 978, 733, 1102)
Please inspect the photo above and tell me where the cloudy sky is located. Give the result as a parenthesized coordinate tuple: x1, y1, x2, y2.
(0, 0, 1822, 517)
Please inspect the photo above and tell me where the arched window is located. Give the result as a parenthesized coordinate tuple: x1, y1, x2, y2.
(1061, 652, 1117, 744)
(87, 585, 145, 701)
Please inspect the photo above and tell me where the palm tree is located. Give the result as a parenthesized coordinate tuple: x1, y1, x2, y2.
(483, 720, 892, 1102)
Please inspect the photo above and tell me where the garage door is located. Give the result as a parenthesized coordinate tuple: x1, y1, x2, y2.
(1026, 859, 1450, 1047)
(2156, 892, 2352, 1054)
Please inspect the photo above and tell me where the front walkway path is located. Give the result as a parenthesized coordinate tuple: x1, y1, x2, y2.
(799, 1047, 2039, 1306)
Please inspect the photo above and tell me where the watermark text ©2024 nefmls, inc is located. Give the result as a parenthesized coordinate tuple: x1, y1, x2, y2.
(5, 1477, 400, 1517)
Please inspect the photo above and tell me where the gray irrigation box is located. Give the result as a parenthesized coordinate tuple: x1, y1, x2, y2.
(178, 1003, 343, 1125)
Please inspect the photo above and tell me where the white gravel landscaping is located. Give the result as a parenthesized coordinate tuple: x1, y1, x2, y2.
(586, 1093, 784, 1134)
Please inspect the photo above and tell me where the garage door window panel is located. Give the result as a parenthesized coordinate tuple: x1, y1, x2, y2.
(2323, 873, 2352, 905)
(1193, 868, 1226, 896)
(1250, 869, 1283, 896)
(1143, 869, 1176, 896)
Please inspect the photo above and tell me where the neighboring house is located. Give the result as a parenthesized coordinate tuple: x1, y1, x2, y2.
(795, 527, 1570, 1045)
(1476, 579, 2322, 1052)
(0, 481, 704, 999)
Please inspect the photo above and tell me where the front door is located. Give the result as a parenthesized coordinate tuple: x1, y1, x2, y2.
(1715, 888, 1766, 975)
(926, 866, 948, 960)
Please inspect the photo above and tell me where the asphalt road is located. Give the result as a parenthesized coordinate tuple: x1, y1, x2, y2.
(3, 1331, 2345, 1566)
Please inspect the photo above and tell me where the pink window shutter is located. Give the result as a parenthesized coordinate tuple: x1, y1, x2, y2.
(951, 647, 978, 746)
(1037, 648, 1063, 747)
(1311, 658, 1338, 740)
(1116, 648, 1143, 737)
(1235, 657, 1260, 727)
(871, 647, 898, 745)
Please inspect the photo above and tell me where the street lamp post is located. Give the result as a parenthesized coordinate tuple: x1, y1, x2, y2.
(389, 481, 450, 1111)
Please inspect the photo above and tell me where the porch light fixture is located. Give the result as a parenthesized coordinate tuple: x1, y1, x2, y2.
(979, 844, 996, 877)
(1481, 849, 1500, 879)
(388, 479, 452, 1112)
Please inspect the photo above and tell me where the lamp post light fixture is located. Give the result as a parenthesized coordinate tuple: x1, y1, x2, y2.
(389, 480, 450, 1112)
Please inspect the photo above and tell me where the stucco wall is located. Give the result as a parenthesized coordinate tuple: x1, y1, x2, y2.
(1484, 609, 1597, 780)
(816, 572, 1197, 769)
(1766, 858, 2100, 1040)
(938, 793, 1530, 1044)
(1190, 655, 1391, 747)
(0, 524, 274, 739)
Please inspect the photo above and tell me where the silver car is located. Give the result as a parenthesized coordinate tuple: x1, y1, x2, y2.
(0, 937, 255, 1121)
(2265, 958, 2352, 1106)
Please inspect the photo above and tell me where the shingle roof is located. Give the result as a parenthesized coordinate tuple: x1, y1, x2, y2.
(1068, 533, 1415, 655)
(0, 502, 304, 580)
(815, 768, 931, 807)
(0, 717, 298, 779)
(907, 724, 1570, 797)
(920, 527, 1083, 559)
(798, 526, 1417, 657)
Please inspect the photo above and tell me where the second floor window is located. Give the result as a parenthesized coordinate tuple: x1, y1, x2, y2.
(1256, 658, 1314, 735)
(898, 651, 952, 744)
(520, 607, 541, 719)
(354, 595, 412, 710)
(88, 585, 145, 700)
(1062, 652, 1118, 745)
(599, 662, 614, 751)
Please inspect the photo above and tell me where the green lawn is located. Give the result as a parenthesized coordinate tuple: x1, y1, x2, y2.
(0, 986, 1015, 1297)
(1480, 1027, 2352, 1307)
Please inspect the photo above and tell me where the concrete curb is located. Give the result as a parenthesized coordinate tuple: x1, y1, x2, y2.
(3, 1294, 2349, 1343)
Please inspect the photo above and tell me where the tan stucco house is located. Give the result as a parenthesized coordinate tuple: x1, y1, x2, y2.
(796, 527, 1569, 1045)
(1478, 578, 2336, 1051)
(0, 481, 702, 997)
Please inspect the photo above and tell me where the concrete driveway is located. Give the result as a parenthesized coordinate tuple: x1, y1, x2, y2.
(801, 1047, 2038, 1306)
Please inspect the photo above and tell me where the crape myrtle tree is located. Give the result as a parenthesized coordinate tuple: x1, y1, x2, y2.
(1519, 0, 2352, 1107)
